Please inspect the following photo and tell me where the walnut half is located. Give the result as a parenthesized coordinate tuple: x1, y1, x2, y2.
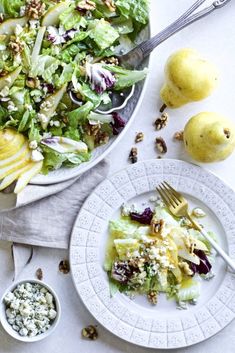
(25, 0, 46, 19)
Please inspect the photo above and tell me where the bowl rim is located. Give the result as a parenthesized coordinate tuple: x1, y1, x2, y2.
(0, 279, 61, 343)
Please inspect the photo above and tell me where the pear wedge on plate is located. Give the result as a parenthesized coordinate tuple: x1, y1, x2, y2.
(0, 153, 31, 180)
(14, 161, 43, 194)
(0, 135, 26, 159)
(0, 143, 29, 168)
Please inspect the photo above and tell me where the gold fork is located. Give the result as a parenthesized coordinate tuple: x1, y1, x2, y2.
(157, 181, 235, 272)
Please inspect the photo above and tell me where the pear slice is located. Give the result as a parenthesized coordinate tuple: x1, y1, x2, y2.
(0, 134, 26, 157)
(178, 249, 200, 265)
(14, 161, 43, 194)
(39, 83, 67, 129)
(0, 164, 32, 191)
(0, 17, 27, 36)
(0, 143, 29, 168)
(0, 153, 31, 180)
(0, 66, 22, 91)
(0, 129, 16, 149)
(31, 26, 46, 63)
(41, 1, 72, 27)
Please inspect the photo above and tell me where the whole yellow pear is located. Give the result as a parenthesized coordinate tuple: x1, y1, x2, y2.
(160, 49, 219, 108)
(184, 112, 235, 162)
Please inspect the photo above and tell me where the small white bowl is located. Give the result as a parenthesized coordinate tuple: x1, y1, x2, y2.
(0, 279, 61, 342)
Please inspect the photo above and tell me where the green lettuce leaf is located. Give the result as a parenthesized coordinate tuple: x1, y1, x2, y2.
(64, 126, 81, 141)
(59, 4, 87, 30)
(30, 55, 60, 82)
(54, 63, 75, 88)
(88, 19, 119, 50)
(68, 101, 93, 127)
(116, 0, 149, 24)
(105, 65, 148, 90)
(0, 0, 25, 17)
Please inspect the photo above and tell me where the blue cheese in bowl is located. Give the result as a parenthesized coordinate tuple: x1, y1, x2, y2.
(4, 282, 57, 337)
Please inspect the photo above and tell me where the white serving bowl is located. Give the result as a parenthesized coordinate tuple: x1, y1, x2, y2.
(0, 279, 61, 342)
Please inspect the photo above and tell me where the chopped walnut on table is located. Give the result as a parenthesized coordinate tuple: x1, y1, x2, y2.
(35, 268, 43, 280)
(155, 137, 167, 154)
(82, 325, 98, 340)
(173, 130, 184, 141)
(129, 147, 138, 164)
(59, 260, 70, 274)
(135, 132, 144, 143)
(155, 112, 169, 130)
(25, 0, 46, 19)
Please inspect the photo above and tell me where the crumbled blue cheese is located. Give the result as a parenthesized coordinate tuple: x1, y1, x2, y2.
(31, 150, 44, 162)
(4, 283, 57, 337)
(29, 140, 38, 150)
(121, 203, 140, 217)
(192, 207, 206, 218)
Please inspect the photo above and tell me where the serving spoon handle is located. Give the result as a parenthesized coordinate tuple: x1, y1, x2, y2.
(119, 0, 232, 69)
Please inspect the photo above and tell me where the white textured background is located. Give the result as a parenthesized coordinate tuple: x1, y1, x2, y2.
(1, 0, 235, 352)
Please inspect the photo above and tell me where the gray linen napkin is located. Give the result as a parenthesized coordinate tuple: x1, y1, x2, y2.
(0, 161, 109, 249)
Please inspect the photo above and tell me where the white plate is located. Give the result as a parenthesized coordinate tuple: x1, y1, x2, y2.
(31, 27, 150, 185)
(70, 159, 235, 349)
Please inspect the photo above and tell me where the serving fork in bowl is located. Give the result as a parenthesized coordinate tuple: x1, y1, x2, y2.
(70, 0, 231, 114)
(157, 181, 235, 272)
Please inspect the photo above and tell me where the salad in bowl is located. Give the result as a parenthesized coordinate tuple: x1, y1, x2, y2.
(104, 198, 217, 309)
(0, 0, 149, 192)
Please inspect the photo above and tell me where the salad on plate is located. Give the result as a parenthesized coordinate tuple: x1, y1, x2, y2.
(0, 0, 149, 192)
(104, 196, 217, 308)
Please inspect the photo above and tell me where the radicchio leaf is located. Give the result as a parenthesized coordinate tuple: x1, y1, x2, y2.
(111, 261, 138, 284)
(190, 250, 212, 275)
(130, 207, 153, 225)
(86, 63, 116, 94)
(111, 112, 126, 135)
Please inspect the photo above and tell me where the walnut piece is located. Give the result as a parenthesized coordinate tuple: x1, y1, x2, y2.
(150, 218, 164, 236)
(100, 56, 119, 66)
(179, 261, 193, 276)
(9, 37, 24, 55)
(77, 0, 96, 11)
(155, 137, 167, 154)
(82, 325, 98, 340)
(84, 123, 109, 146)
(129, 147, 138, 164)
(173, 130, 184, 141)
(102, 0, 116, 12)
(135, 132, 144, 143)
(35, 268, 43, 280)
(147, 290, 158, 305)
(155, 113, 169, 130)
(26, 77, 40, 89)
(59, 260, 70, 274)
(25, 0, 46, 19)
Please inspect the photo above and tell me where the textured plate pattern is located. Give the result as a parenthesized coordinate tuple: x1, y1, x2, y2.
(70, 159, 235, 349)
